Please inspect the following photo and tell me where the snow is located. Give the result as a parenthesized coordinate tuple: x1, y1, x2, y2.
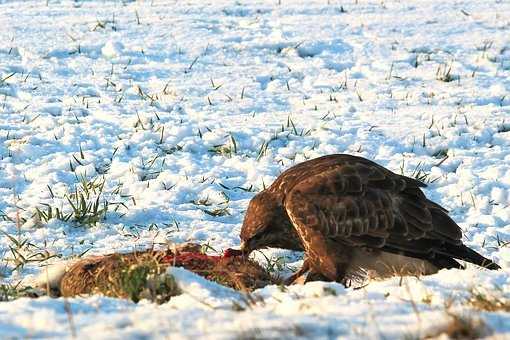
(0, 0, 509, 338)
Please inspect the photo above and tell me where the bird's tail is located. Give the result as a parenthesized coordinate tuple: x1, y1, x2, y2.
(437, 243, 501, 270)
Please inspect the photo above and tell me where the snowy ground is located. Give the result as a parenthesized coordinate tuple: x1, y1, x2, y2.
(1, 0, 510, 338)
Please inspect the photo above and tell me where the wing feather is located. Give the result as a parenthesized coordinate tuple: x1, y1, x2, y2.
(283, 161, 460, 260)
(280, 155, 499, 274)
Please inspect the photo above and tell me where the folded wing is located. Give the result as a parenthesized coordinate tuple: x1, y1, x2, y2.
(283, 158, 499, 275)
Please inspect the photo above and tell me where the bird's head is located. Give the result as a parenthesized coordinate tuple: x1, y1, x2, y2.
(240, 190, 301, 254)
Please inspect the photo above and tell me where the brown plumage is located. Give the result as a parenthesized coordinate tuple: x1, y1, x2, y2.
(240, 154, 500, 285)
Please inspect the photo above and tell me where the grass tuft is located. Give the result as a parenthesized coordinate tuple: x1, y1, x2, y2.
(467, 289, 510, 312)
(35, 176, 108, 227)
(425, 312, 490, 339)
(0, 282, 39, 301)
(436, 62, 458, 82)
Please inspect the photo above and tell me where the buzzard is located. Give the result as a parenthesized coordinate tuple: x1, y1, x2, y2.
(240, 154, 500, 285)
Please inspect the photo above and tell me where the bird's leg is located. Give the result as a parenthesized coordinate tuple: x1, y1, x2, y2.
(304, 265, 350, 287)
(286, 193, 342, 281)
(301, 233, 346, 282)
(286, 190, 354, 282)
(301, 236, 351, 285)
(286, 261, 350, 287)
(284, 254, 350, 286)
(284, 257, 311, 285)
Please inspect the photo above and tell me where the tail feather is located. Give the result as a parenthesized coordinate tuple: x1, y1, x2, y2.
(429, 254, 464, 270)
(383, 240, 501, 271)
(436, 243, 501, 270)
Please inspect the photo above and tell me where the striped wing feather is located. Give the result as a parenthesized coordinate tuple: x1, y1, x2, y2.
(283, 158, 471, 269)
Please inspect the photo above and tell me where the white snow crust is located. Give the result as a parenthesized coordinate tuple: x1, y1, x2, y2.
(1, 0, 509, 338)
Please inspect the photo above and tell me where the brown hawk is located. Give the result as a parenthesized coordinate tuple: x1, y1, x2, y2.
(240, 154, 500, 285)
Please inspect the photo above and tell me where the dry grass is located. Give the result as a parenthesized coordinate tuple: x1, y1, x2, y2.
(57, 243, 276, 303)
(60, 250, 180, 303)
(467, 289, 510, 313)
(425, 312, 490, 339)
(0, 282, 40, 301)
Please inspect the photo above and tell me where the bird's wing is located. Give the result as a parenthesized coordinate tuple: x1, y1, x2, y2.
(270, 153, 427, 196)
(283, 161, 464, 278)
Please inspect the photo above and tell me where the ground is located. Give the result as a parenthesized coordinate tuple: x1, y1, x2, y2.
(0, 0, 509, 338)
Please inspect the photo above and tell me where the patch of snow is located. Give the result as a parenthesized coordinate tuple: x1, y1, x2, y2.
(0, 0, 509, 338)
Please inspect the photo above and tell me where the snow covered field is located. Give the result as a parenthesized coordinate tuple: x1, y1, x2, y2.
(1, 0, 510, 338)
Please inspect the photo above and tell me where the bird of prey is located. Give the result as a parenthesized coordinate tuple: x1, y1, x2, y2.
(240, 154, 500, 285)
